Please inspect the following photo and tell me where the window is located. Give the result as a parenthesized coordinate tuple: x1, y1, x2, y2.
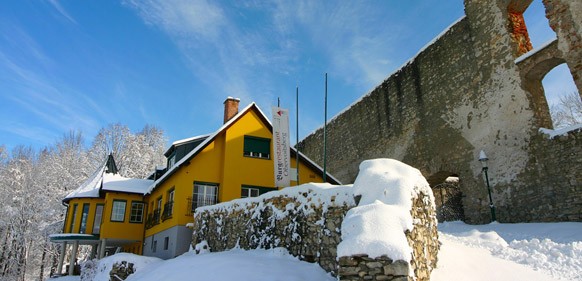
(130, 202, 145, 223)
(69, 204, 78, 233)
(111, 200, 126, 222)
(153, 240, 157, 253)
(164, 237, 169, 250)
(79, 203, 90, 233)
(157, 197, 163, 212)
(92, 204, 104, 235)
(192, 182, 218, 212)
(163, 188, 175, 220)
(243, 136, 270, 159)
(241, 187, 260, 198)
(168, 153, 176, 169)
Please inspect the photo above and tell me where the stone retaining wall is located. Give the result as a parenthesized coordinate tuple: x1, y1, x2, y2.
(192, 186, 355, 273)
(192, 182, 439, 280)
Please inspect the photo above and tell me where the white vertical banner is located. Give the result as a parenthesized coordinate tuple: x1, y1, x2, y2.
(272, 106, 291, 187)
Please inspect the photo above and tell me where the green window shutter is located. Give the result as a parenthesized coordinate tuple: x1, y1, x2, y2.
(244, 136, 270, 155)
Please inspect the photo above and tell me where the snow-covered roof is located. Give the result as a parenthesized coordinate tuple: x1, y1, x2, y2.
(102, 173, 153, 194)
(171, 134, 211, 146)
(64, 163, 105, 200)
(148, 102, 339, 193)
(64, 156, 153, 202)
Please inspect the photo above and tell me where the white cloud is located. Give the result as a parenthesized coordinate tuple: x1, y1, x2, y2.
(123, 0, 226, 41)
(47, 0, 77, 24)
(124, 0, 297, 105)
(0, 49, 101, 137)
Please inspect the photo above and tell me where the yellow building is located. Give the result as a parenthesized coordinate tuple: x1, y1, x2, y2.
(142, 98, 340, 259)
(51, 98, 340, 273)
(50, 155, 152, 276)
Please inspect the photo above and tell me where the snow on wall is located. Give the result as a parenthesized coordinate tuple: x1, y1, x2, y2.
(192, 159, 439, 280)
(338, 159, 434, 261)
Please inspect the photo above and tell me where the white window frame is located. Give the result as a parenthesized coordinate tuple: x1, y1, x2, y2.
(241, 187, 260, 198)
(111, 200, 126, 222)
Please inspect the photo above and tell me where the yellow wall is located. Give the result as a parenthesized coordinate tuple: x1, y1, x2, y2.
(145, 107, 330, 238)
(64, 198, 105, 235)
(100, 192, 146, 243)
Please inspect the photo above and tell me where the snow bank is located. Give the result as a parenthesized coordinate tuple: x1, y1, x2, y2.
(125, 248, 335, 281)
(338, 159, 433, 261)
(82, 253, 161, 281)
(438, 221, 582, 281)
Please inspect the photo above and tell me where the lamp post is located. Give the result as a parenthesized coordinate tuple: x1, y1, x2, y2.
(479, 150, 496, 222)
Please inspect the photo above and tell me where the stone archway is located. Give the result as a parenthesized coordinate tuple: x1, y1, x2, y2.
(427, 172, 465, 222)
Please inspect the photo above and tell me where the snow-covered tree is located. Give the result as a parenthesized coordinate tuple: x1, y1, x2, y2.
(89, 124, 167, 178)
(551, 91, 582, 128)
(0, 124, 167, 280)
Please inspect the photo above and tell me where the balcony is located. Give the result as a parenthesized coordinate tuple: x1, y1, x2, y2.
(145, 209, 161, 229)
(161, 201, 174, 221)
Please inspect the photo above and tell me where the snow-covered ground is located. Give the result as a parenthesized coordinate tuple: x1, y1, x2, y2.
(54, 221, 581, 281)
(433, 221, 581, 281)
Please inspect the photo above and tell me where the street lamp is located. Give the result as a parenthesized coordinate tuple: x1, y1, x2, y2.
(479, 150, 496, 222)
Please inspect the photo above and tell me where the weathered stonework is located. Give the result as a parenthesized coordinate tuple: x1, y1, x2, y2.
(299, 0, 581, 224)
(337, 192, 439, 281)
(192, 188, 355, 273)
(109, 261, 135, 281)
(191, 183, 439, 280)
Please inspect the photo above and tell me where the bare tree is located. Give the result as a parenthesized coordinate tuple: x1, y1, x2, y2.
(551, 91, 582, 128)
(89, 124, 167, 178)
(0, 124, 167, 280)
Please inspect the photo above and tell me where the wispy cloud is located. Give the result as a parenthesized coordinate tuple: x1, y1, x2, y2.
(47, 0, 77, 24)
(123, 0, 402, 111)
(0, 23, 101, 140)
(0, 121, 60, 148)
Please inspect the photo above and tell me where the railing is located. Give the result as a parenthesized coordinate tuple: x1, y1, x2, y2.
(145, 209, 161, 229)
(187, 196, 218, 215)
(162, 201, 174, 221)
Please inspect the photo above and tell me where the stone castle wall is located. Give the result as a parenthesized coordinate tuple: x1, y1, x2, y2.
(299, 0, 581, 224)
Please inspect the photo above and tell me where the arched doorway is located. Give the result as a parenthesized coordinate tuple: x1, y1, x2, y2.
(428, 172, 465, 222)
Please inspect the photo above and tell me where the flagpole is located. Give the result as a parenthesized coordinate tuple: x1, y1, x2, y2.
(323, 73, 327, 182)
(296, 85, 300, 185)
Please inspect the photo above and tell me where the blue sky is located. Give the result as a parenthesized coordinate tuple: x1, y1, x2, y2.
(0, 0, 576, 152)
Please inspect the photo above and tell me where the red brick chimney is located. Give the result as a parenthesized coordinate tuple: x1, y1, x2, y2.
(223, 97, 240, 123)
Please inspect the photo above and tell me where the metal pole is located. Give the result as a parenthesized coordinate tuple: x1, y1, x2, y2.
(296, 86, 300, 185)
(323, 73, 328, 182)
(69, 241, 78, 276)
(483, 167, 496, 222)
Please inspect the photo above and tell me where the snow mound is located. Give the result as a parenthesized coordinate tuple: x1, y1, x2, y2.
(338, 159, 432, 261)
(125, 248, 335, 281)
(438, 221, 582, 281)
(86, 253, 161, 281)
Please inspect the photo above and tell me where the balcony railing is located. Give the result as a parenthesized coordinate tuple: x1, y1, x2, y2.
(187, 196, 218, 215)
(145, 209, 161, 229)
(162, 201, 174, 221)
